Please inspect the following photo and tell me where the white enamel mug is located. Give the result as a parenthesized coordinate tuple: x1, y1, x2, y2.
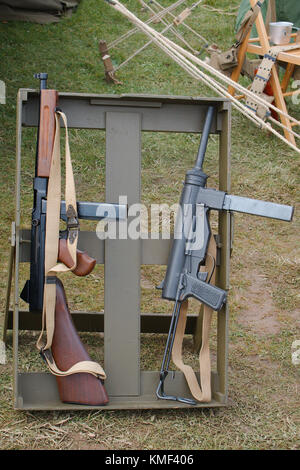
(269, 22, 293, 45)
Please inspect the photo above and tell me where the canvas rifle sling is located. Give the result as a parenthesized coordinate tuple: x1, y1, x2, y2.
(171, 234, 218, 402)
(36, 110, 106, 381)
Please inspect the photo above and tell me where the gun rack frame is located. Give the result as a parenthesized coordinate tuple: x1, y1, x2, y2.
(6, 91, 231, 410)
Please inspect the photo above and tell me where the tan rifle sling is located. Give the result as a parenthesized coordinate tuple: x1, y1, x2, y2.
(171, 234, 218, 402)
(36, 110, 106, 380)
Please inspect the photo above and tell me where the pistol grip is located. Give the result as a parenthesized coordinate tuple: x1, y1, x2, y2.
(58, 238, 96, 276)
(179, 273, 227, 311)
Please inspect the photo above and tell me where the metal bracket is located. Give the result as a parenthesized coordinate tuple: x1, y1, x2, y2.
(42, 200, 127, 221)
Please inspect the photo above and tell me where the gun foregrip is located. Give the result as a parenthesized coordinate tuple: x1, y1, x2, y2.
(58, 238, 96, 276)
(180, 273, 227, 311)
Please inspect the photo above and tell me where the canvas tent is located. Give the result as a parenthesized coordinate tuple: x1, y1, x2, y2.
(0, 0, 81, 23)
(235, 0, 300, 35)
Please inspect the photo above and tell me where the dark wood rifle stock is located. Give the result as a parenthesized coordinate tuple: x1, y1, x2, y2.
(35, 81, 108, 405)
(51, 279, 109, 405)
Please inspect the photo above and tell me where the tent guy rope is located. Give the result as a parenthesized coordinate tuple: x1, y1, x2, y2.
(104, 0, 300, 154)
(108, 0, 188, 50)
(113, 0, 207, 73)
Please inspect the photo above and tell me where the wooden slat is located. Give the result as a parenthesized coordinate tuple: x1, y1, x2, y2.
(5, 310, 198, 334)
(247, 44, 300, 65)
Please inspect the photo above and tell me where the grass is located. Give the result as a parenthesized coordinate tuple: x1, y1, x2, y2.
(0, 0, 299, 450)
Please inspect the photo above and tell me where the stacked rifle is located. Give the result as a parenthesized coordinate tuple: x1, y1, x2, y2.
(21, 74, 127, 406)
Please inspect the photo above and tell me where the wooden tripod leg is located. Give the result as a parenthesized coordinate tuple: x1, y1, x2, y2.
(270, 68, 296, 146)
(281, 63, 295, 93)
(228, 30, 252, 96)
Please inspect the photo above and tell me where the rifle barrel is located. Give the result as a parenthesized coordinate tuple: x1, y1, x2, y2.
(194, 105, 214, 170)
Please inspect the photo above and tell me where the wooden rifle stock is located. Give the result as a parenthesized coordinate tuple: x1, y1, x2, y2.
(51, 279, 109, 405)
